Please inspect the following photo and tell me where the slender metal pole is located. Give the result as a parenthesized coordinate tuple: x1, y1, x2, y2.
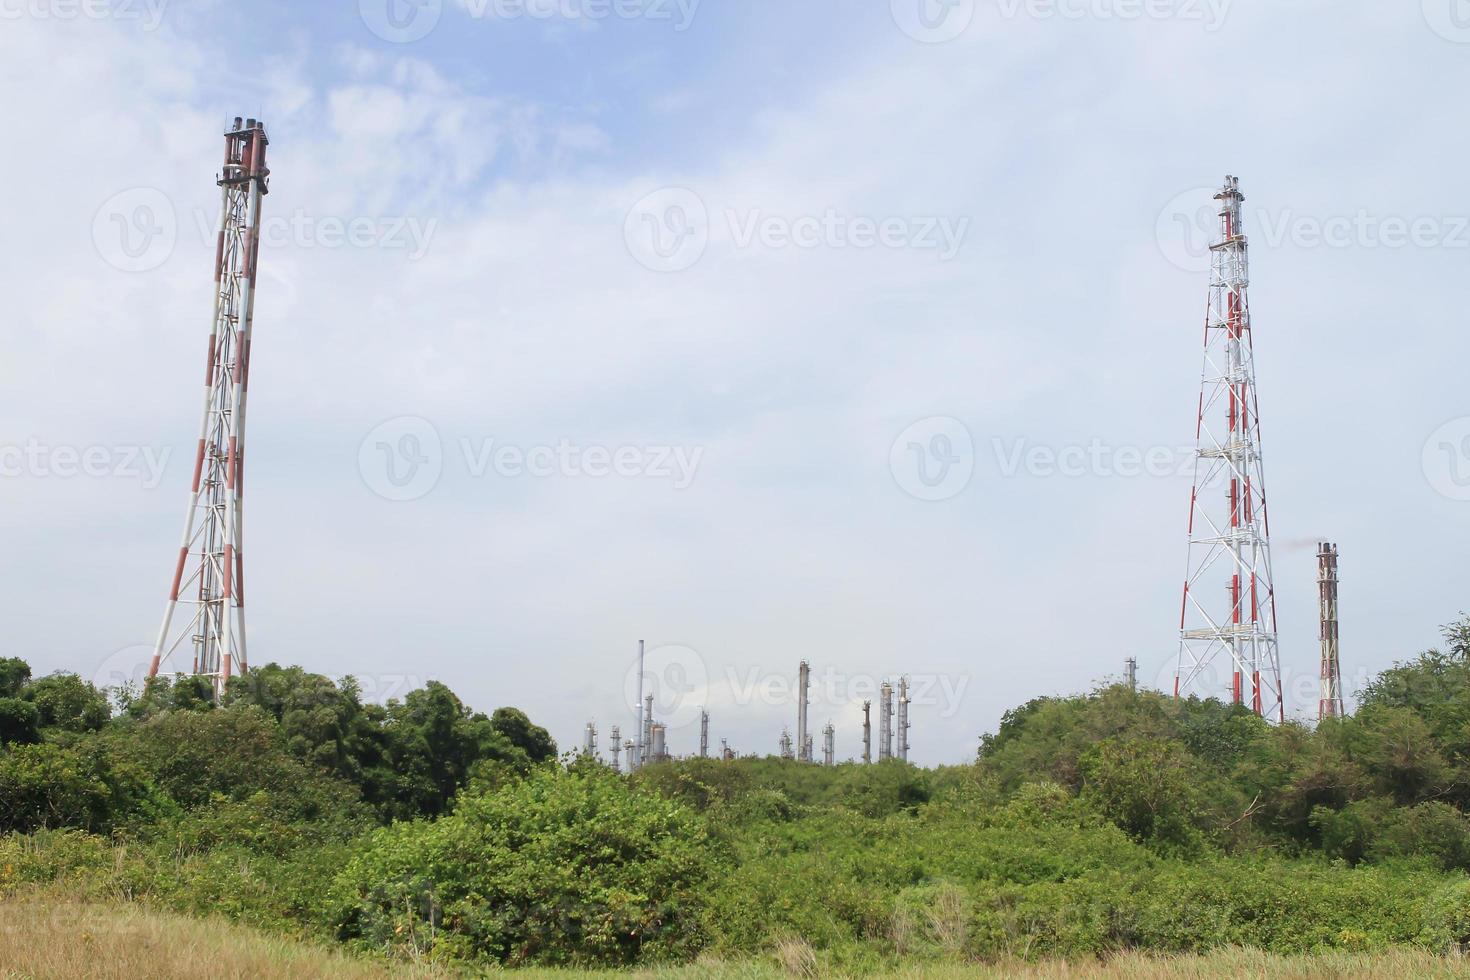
(633, 639, 644, 771)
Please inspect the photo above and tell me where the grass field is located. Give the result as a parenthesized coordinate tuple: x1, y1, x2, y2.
(3, 896, 1470, 979)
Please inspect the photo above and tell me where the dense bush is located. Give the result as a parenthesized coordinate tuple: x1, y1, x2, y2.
(332, 762, 714, 966)
(5, 615, 1470, 972)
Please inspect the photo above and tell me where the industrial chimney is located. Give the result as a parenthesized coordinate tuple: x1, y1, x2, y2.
(1318, 542, 1344, 720)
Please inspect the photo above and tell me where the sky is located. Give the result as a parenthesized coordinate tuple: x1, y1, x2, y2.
(1, 0, 1467, 766)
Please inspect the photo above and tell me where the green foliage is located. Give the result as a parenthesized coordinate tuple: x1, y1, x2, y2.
(0, 697, 41, 746)
(376, 681, 555, 820)
(489, 706, 558, 766)
(0, 657, 32, 698)
(1314, 799, 1470, 871)
(22, 673, 110, 732)
(332, 764, 713, 966)
(1079, 735, 1207, 851)
(0, 741, 147, 833)
(121, 674, 217, 719)
(980, 686, 1268, 795)
(8, 621, 1470, 971)
(1420, 879, 1470, 953)
(225, 665, 396, 812)
(104, 703, 372, 846)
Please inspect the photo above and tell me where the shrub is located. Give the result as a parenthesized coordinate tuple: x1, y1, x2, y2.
(332, 763, 714, 966)
(0, 742, 146, 833)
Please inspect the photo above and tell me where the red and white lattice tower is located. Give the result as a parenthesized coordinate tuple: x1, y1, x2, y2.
(147, 117, 270, 696)
(1176, 175, 1283, 721)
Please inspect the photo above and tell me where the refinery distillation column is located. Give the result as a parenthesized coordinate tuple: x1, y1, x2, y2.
(862, 700, 872, 764)
(897, 677, 910, 762)
(1318, 543, 1344, 720)
(148, 118, 270, 697)
(1176, 176, 1284, 721)
(878, 682, 893, 761)
(797, 660, 811, 762)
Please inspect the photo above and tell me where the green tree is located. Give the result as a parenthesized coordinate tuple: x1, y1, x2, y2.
(378, 683, 551, 819)
(1079, 734, 1206, 850)
(0, 697, 41, 746)
(118, 674, 217, 720)
(23, 673, 110, 732)
(0, 741, 145, 833)
(225, 664, 395, 811)
(0, 656, 31, 697)
(490, 706, 556, 766)
(116, 703, 367, 832)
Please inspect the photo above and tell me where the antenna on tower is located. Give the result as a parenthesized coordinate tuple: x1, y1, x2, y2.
(147, 118, 271, 699)
(1176, 175, 1285, 721)
(1318, 542, 1344, 720)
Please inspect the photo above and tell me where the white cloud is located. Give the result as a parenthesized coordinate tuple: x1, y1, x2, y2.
(2, 7, 1467, 764)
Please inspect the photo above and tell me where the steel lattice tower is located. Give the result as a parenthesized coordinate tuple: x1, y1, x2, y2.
(1176, 176, 1283, 721)
(1318, 543, 1344, 720)
(148, 118, 270, 696)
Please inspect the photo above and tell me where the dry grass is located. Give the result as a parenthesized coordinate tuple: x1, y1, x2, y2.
(773, 937, 819, 977)
(0, 894, 447, 980)
(1, 895, 1468, 979)
(878, 948, 1470, 979)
